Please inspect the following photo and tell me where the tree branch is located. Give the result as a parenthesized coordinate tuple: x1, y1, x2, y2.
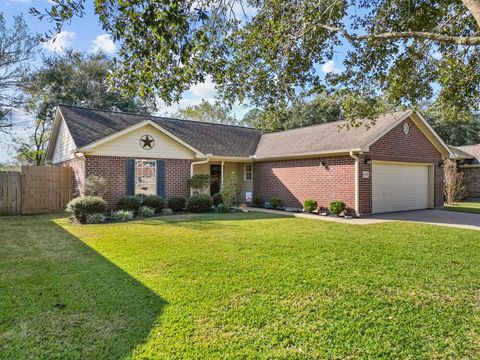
(318, 24, 480, 46)
(462, 0, 480, 29)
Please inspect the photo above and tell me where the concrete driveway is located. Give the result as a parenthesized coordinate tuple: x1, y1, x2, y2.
(369, 209, 480, 231)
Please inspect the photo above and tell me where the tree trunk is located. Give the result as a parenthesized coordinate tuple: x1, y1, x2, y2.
(463, 0, 480, 28)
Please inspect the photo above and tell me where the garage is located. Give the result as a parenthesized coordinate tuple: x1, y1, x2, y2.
(372, 161, 433, 214)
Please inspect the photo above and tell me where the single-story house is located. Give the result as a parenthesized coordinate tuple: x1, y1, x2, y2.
(46, 105, 453, 214)
(450, 144, 480, 197)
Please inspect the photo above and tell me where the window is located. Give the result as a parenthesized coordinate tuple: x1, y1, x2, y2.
(244, 164, 253, 181)
(135, 159, 156, 195)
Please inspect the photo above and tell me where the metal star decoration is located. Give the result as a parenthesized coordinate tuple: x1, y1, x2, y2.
(140, 135, 154, 149)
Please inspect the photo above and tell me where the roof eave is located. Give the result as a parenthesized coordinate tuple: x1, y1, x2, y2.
(252, 148, 363, 161)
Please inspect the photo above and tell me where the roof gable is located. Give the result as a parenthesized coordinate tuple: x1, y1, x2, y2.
(59, 105, 262, 158)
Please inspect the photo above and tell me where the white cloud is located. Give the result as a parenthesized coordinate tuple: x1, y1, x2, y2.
(91, 34, 116, 54)
(190, 76, 217, 98)
(321, 60, 342, 74)
(43, 31, 75, 53)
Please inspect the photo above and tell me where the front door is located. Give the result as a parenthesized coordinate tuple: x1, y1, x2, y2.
(210, 164, 221, 196)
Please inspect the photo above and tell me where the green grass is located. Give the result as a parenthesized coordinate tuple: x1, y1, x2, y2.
(445, 199, 480, 214)
(1, 212, 479, 359)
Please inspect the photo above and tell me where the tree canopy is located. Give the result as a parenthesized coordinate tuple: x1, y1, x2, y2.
(0, 13, 37, 130)
(19, 50, 155, 165)
(31, 0, 480, 126)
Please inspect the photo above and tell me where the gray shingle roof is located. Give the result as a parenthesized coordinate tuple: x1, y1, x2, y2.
(58, 106, 417, 159)
(254, 110, 413, 158)
(59, 105, 262, 157)
(450, 144, 479, 163)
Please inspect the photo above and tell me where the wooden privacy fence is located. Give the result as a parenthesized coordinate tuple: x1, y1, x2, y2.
(0, 166, 72, 216)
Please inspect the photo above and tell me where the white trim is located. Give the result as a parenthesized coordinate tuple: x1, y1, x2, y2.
(134, 159, 157, 196)
(459, 164, 480, 168)
(79, 120, 205, 157)
(362, 110, 414, 150)
(190, 156, 211, 196)
(252, 148, 363, 161)
(46, 108, 74, 163)
(412, 111, 454, 158)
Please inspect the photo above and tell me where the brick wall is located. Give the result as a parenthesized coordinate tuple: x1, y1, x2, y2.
(360, 118, 444, 213)
(253, 156, 356, 210)
(56, 157, 85, 197)
(460, 167, 480, 197)
(85, 155, 192, 208)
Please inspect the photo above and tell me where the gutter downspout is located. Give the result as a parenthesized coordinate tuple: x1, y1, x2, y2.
(190, 154, 212, 196)
(349, 151, 359, 216)
(221, 161, 225, 190)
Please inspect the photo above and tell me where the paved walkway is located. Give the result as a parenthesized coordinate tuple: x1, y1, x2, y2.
(245, 207, 480, 230)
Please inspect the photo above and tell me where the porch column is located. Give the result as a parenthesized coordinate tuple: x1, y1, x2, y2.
(221, 161, 225, 189)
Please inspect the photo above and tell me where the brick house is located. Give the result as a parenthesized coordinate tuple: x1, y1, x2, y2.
(46, 105, 452, 214)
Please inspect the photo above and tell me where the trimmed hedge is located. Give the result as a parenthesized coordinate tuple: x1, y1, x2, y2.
(141, 195, 165, 213)
(303, 199, 318, 213)
(330, 200, 346, 215)
(269, 196, 282, 209)
(186, 194, 213, 213)
(168, 196, 187, 211)
(117, 196, 141, 212)
(66, 196, 107, 223)
(212, 192, 224, 206)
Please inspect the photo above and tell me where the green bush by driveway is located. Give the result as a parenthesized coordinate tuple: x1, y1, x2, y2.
(0, 212, 479, 358)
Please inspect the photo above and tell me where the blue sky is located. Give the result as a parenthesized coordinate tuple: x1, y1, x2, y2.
(0, 0, 347, 162)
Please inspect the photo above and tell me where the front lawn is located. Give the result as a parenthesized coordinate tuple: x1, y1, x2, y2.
(444, 199, 480, 214)
(1, 212, 479, 358)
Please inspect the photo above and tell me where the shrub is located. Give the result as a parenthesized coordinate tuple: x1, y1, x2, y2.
(216, 203, 229, 213)
(141, 195, 165, 213)
(66, 196, 107, 223)
(186, 194, 213, 212)
(188, 174, 211, 194)
(162, 208, 173, 216)
(113, 210, 134, 222)
(83, 175, 108, 197)
(138, 206, 156, 218)
(303, 199, 318, 213)
(212, 192, 224, 206)
(329, 200, 346, 216)
(221, 173, 238, 208)
(168, 196, 187, 211)
(269, 196, 282, 209)
(252, 194, 263, 206)
(85, 212, 106, 224)
(117, 196, 141, 212)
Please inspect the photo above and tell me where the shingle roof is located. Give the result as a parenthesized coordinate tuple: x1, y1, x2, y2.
(450, 144, 480, 163)
(59, 105, 262, 157)
(58, 106, 417, 159)
(254, 110, 413, 158)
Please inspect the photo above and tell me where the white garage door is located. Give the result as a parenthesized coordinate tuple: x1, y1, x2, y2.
(372, 162, 430, 214)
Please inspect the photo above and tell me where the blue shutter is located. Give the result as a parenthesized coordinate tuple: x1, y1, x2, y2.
(126, 159, 135, 195)
(156, 160, 165, 198)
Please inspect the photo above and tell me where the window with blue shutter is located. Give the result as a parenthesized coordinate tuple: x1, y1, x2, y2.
(156, 160, 165, 198)
(126, 159, 135, 195)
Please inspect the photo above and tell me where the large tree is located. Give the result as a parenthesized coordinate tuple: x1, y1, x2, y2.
(20, 51, 155, 165)
(31, 0, 480, 126)
(0, 13, 37, 131)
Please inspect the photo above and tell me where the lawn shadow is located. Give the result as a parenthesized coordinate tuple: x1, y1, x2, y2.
(0, 214, 166, 359)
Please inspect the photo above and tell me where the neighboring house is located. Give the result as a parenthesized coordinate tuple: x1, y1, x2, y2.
(47, 105, 452, 214)
(450, 144, 480, 197)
